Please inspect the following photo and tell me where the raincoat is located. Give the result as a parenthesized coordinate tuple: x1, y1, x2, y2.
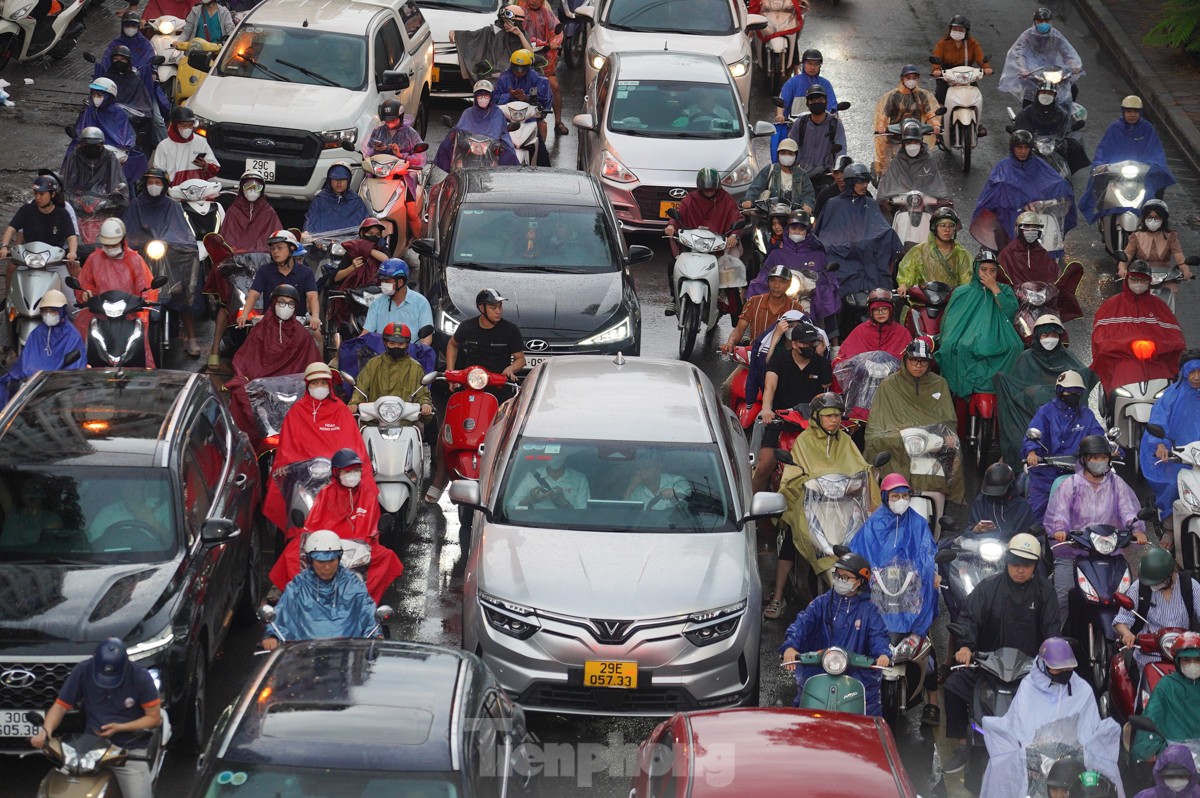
(779, 73, 838, 115)
(994, 343, 1095, 465)
(967, 489, 1035, 538)
(73, 245, 157, 366)
(1133, 690, 1200, 764)
(760, 235, 839, 323)
(225, 304, 321, 440)
(0, 321, 86, 405)
(305, 175, 370, 236)
(365, 115, 425, 196)
(981, 661, 1122, 798)
(833, 317, 912, 364)
(1081, 117, 1176, 223)
(61, 148, 130, 213)
(743, 164, 816, 210)
(936, 261, 1022, 397)
(865, 366, 964, 502)
(220, 194, 282, 255)
(813, 184, 901, 297)
(780, 588, 890, 715)
(872, 82, 939, 174)
(432, 105, 519, 172)
(895, 233, 973, 290)
(123, 185, 200, 306)
(999, 26, 1084, 103)
(1141, 359, 1200, 518)
(1014, 102, 1091, 174)
(876, 145, 951, 203)
(451, 25, 524, 81)
(494, 67, 553, 111)
(72, 95, 136, 153)
(1090, 282, 1183, 392)
(674, 188, 742, 236)
(1043, 465, 1144, 560)
(787, 112, 847, 177)
(267, 564, 379, 643)
(778, 423, 880, 575)
(152, 123, 220, 185)
(969, 154, 1077, 255)
(998, 237, 1084, 321)
(1021, 396, 1106, 521)
(334, 333, 436, 401)
(95, 31, 156, 75)
(848, 502, 937, 637)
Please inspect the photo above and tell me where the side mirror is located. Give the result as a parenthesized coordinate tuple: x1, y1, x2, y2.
(441, 114, 454, 128)
(417, 324, 434, 339)
(62, 349, 82, 368)
(1146, 423, 1167, 438)
(934, 106, 947, 116)
(739, 492, 786, 526)
(1128, 715, 1161, 736)
(831, 544, 850, 557)
(65, 276, 83, 291)
(289, 508, 305, 529)
(377, 513, 394, 536)
(772, 96, 786, 109)
(731, 218, 750, 232)
(935, 549, 957, 564)
(753, 120, 776, 137)
(1113, 591, 1135, 610)
(378, 70, 411, 92)
(420, 371, 439, 386)
(410, 238, 437, 258)
(1026, 427, 1042, 441)
(745, 13, 769, 32)
(1030, 522, 1045, 538)
(201, 518, 240, 543)
(1114, 251, 1129, 262)
(572, 113, 596, 132)
(448, 479, 490, 520)
(413, 142, 429, 154)
(625, 245, 653, 265)
(25, 711, 44, 727)
(774, 448, 795, 466)
(938, 516, 957, 533)
(83, 51, 96, 63)
(151, 54, 166, 66)
(872, 451, 891, 468)
(574, 5, 594, 20)
(835, 101, 851, 112)
(1186, 255, 1200, 267)
(375, 604, 394, 623)
(258, 604, 276, 624)
(342, 141, 357, 152)
(1072, 119, 1086, 132)
(665, 207, 682, 223)
(928, 56, 942, 65)
(150, 275, 169, 289)
(338, 370, 356, 387)
(826, 261, 839, 273)
(64, 124, 76, 139)
(1137, 506, 1158, 521)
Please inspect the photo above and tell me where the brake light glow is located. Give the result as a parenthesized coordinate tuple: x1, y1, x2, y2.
(1131, 339, 1156, 361)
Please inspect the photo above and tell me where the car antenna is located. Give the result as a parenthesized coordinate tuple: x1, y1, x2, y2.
(302, 18, 309, 26)
(613, 351, 625, 367)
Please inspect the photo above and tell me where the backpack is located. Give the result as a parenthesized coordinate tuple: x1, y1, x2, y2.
(792, 112, 840, 154)
(1131, 574, 1199, 634)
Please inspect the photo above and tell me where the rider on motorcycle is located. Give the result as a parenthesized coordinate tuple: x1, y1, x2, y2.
(348, 322, 434, 417)
(361, 259, 433, 343)
(237, 230, 321, 335)
(872, 65, 939, 178)
(494, 49, 553, 166)
(0, 289, 85, 404)
(433, 80, 519, 176)
(98, 45, 163, 147)
(62, 126, 130, 218)
(757, 213, 839, 338)
(998, 211, 1084, 321)
(777, 49, 839, 121)
(742, 138, 815, 213)
(71, 78, 138, 159)
(181, 0, 234, 42)
(780, 551, 891, 714)
(814, 155, 854, 218)
(263, 530, 383, 650)
(1142, 353, 1200, 533)
(1134, 744, 1200, 795)
(753, 322, 831, 489)
(665, 168, 744, 299)
(150, 107, 220, 185)
(970, 130, 1077, 254)
(1121, 200, 1193, 287)
(365, 99, 426, 240)
(930, 15, 992, 106)
(1014, 81, 1091, 174)
(999, 7, 1084, 107)
(327, 217, 388, 323)
(787, 85, 848, 197)
(96, 9, 157, 77)
(1081, 96, 1176, 224)
(1113, 546, 1200, 679)
(936, 248, 1023, 400)
(1, 174, 79, 301)
(1128, 635, 1200, 761)
(832, 288, 911, 365)
(1021, 370, 1106, 522)
(967, 462, 1035, 537)
(74, 218, 157, 364)
(876, 119, 951, 218)
(813, 163, 901, 303)
(895, 206, 972, 295)
(1091, 259, 1184, 396)
(304, 162, 370, 236)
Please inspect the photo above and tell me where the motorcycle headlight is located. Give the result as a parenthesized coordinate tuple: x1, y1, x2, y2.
(1114, 386, 1133, 398)
(371, 160, 392, 177)
(1154, 387, 1167, 400)
(1182, 485, 1200, 513)
(821, 648, 849, 676)
(468, 138, 491, 156)
(102, 299, 128, 318)
(892, 633, 921, 661)
(78, 749, 104, 771)
(1090, 532, 1117, 555)
(1120, 164, 1140, 179)
(330, 243, 345, 257)
(377, 399, 402, 424)
(978, 540, 1005, 562)
(721, 156, 755, 187)
(145, 240, 167, 260)
(579, 317, 631, 346)
(600, 150, 637, 183)
(319, 127, 358, 150)
(1037, 140, 1054, 155)
(439, 312, 459, 335)
(24, 252, 48, 269)
(728, 54, 751, 78)
(157, 18, 177, 34)
(467, 367, 489, 390)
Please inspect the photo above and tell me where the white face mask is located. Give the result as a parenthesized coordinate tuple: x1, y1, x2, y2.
(889, 497, 911, 515)
(476, 95, 491, 108)
(380, 282, 396, 296)
(177, 125, 194, 140)
(832, 576, 858, 596)
(788, 232, 806, 243)
(1164, 777, 1193, 793)
(903, 78, 918, 90)
(1037, 93, 1055, 106)
(243, 187, 263, 202)
(1023, 229, 1041, 243)
(1181, 661, 1200, 680)
(308, 385, 330, 401)
(950, 29, 966, 41)
(92, 96, 105, 108)
(1129, 281, 1150, 295)
(275, 302, 295, 320)
(42, 311, 61, 327)
(122, 24, 139, 36)
(103, 244, 124, 258)
(339, 470, 363, 489)
(778, 154, 796, 167)
(1145, 218, 1163, 231)
(1040, 336, 1059, 351)
(904, 143, 921, 157)
(146, 183, 164, 197)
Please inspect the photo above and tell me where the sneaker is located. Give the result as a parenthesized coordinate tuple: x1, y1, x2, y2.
(943, 744, 970, 774)
(184, 338, 202, 357)
(921, 703, 941, 727)
(424, 484, 444, 504)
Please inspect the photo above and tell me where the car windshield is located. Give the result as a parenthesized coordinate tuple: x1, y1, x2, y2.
(0, 468, 177, 564)
(608, 80, 743, 139)
(419, 0, 494, 10)
(495, 438, 735, 532)
(605, 0, 735, 34)
(217, 26, 367, 90)
(200, 764, 460, 797)
(451, 206, 617, 273)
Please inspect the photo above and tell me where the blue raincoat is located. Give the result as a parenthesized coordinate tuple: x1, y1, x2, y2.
(94, 33, 169, 117)
(1141, 358, 1200, 518)
(970, 154, 1077, 252)
(1020, 396, 1105, 521)
(433, 104, 520, 173)
(1081, 117, 1176, 223)
(812, 184, 901, 296)
(772, 74, 838, 162)
(70, 95, 148, 188)
(304, 170, 371, 235)
(848, 500, 937, 637)
(267, 564, 379, 642)
(780, 589, 890, 715)
(0, 322, 86, 405)
(493, 68, 553, 111)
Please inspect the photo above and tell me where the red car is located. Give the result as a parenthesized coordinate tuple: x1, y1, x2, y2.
(630, 708, 918, 798)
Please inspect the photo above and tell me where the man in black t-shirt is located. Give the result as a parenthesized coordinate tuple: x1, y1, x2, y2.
(237, 230, 321, 334)
(1, 175, 79, 303)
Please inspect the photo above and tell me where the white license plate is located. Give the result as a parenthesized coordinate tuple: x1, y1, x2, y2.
(0, 709, 38, 738)
(247, 158, 276, 182)
(524, 356, 547, 368)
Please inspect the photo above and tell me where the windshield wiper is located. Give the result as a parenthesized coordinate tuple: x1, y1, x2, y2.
(452, 261, 504, 271)
(231, 53, 288, 82)
(276, 59, 340, 87)
(536, 266, 595, 273)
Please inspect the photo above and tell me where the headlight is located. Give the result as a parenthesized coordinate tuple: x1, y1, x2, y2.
(6, 1, 37, 19)
(466, 367, 489, 390)
(377, 399, 402, 424)
(78, 749, 104, 771)
(24, 252, 48, 269)
(1114, 386, 1133, 398)
(587, 47, 606, 71)
(1154, 387, 1167, 399)
(320, 128, 358, 149)
(1182, 485, 1200, 513)
(145, 240, 166, 260)
(147, 667, 163, 691)
(893, 633, 920, 661)
(821, 647, 849, 675)
(600, 150, 637, 183)
(128, 626, 174, 661)
(193, 114, 214, 137)
(979, 540, 1005, 562)
(579, 317, 632, 346)
(331, 243, 346, 257)
(439, 312, 459, 335)
(480, 592, 539, 640)
(157, 18, 176, 33)
(684, 599, 746, 647)
(1120, 164, 1140, 179)
(721, 156, 755, 187)
(102, 300, 128, 318)
(1090, 532, 1117, 555)
(728, 54, 751, 78)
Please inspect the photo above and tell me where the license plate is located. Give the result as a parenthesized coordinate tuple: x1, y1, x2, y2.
(0, 710, 38, 738)
(431, 66, 440, 83)
(584, 660, 637, 689)
(524, 355, 547, 368)
(248, 158, 276, 182)
(659, 200, 680, 219)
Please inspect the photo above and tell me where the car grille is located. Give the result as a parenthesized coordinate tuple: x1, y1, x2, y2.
(632, 185, 689, 222)
(207, 124, 323, 186)
(517, 682, 698, 713)
(0, 662, 77, 711)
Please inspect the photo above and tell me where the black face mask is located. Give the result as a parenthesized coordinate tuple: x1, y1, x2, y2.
(795, 345, 814, 358)
(1058, 392, 1081, 407)
(1048, 669, 1073, 685)
(386, 346, 408, 359)
(81, 144, 104, 159)
(808, 102, 827, 115)
(112, 60, 131, 74)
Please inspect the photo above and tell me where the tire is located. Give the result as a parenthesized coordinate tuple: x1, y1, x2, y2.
(564, 29, 585, 70)
(881, 678, 905, 731)
(177, 641, 208, 754)
(1089, 623, 1112, 693)
(958, 122, 972, 173)
(0, 33, 17, 72)
(162, 76, 178, 107)
(976, 417, 995, 477)
(767, 51, 783, 96)
(965, 746, 988, 797)
(413, 90, 430, 138)
(381, 507, 405, 551)
(678, 299, 700, 360)
(234, 517, 266, 625)
(150, 315, 167, 369)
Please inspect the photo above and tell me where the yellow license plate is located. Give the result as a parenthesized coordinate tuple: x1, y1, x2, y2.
(658, 200, 680, 219)
(584, 660, 638, 689)
(431, 66, 440, 83)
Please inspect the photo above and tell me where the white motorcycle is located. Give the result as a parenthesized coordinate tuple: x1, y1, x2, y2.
(147, 15, 186, 100)
(6, 242, 67, 353)
(499, 100, 543, 167)
(168, 178, 225, 264)
(1146, 426, 1200, 575)
(900, 423, 957, 537)
(0, 0, 86, 69)
(887, 191, 939, 254)
(1106, 356, 1168, 476)
(665, 209, 749, 360)
(356, 393, 427, 536)
(751, 0, 806, 94)
(1092, 159, 1151, 260)
(931, 60, 985, 174)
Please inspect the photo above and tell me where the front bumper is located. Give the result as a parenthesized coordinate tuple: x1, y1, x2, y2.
(601, 177, 752, 232)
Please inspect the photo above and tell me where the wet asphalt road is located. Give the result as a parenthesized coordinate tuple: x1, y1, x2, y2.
(6, 0, 1200, 794)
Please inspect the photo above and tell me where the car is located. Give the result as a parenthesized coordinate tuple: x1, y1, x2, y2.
(190, 640, 536, 797)
(0, 370, 264, 753)
(413, 168, 651, 366)
(573, 51, 775, 232)
(577, 0, 767, 108)
(419, 0, 505, 97)
(189, 0, 434, 206)
(450, 355, 787, 715)
(629, 708, 920, 797)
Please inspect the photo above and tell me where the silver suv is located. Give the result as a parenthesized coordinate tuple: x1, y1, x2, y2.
(451, 356, 785, 715)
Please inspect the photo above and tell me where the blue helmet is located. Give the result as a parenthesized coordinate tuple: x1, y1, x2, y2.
(92, 638, 129, 689)
(378, 258, 409, 282)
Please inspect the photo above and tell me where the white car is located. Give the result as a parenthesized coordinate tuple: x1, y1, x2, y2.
(577, 0, 766, 108)
(418, 0, 504, 96)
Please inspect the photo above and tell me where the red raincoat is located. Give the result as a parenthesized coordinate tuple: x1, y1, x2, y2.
(75, 245, 158, 366)
(203, 196, 283, 306)
(833, 318, 912, 365)
(997, 237, 1083, 322)
(224, 304, 321, 440)
(328, 238, 382, 327)
(1091, 283, 1184, 391)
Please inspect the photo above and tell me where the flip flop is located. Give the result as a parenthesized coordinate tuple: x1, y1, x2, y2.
(763, 599, 785, 619)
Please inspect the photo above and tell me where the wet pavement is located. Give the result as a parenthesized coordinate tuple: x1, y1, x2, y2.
(6, 0, 1200, 794)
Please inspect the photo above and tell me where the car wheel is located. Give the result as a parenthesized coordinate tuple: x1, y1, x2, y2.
(234, 516, 266, 625)
(177, 641, 208, 754)
(414, 90, 430, 139)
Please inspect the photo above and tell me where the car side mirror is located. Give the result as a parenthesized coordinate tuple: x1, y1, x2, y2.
(448, 479, 490, 520)
(935, 549, 956, 564)
(753, 120, 776, 137)
(572, 113, 596, 132)
(774, 448, 795, 466)
(201, 518, 239, 543)
(626, 245, 653, 265)
(738, 491, 786, 527)
(61, 350, 82, 368)
(378, 70, 410, 92)
(1146, 423, 1167, 438)
(411, 238, 437, 258)
(872, 451, 891, 468)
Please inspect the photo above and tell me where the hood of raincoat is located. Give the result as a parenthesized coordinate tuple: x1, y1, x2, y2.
(267, 565, 379, 642)
(813, 189, 900, 295)
(305, 179, 370, 235)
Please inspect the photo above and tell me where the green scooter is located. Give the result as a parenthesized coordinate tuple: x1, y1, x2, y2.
(794, 647, 879, 713)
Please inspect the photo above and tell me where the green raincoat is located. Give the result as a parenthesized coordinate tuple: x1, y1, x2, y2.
(1130, 670, 1200, 760)
(780, 423, 881, 575)
(993, 340, 1097, 464)
(864, 366, 965, 502)
(935, 261, 1022, 397)
(896, 233, 974, 289)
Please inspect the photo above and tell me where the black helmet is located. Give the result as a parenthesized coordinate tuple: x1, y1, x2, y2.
(111, 44, 133, 61)
(171, 105, 196, 124)
(900, 118, 924, 142)
(476, 288, 507, 306)
(121, 8, 141, 23)
(696, 167, 721, 190)
(833, 551, 871, 581)
(32, 174, 60, 194)
(950, 14, 970, 30)
(766, 264, 793, 282)
(331, 448, 362, 470)
(905, 337, 933, 361)
(378, 98, 402, 122)
(833, 155, 854, 173)
(975, 247, 1000, 267)
(143, 167, 169, 184)
(843, 163, 871, 183)
(801, 48, 823, 63)
(1010, 129, 1034, 149)
(92, 638, 129, 689)
(1034, 6, 1053, 20)
(1046, 759, 1087, 790)
(805, 83, 828, 100)
(981, 462, 1015, 497)
(900, 63, 921, 77)
(931, 206, 960, 228)
(270, 284, 301, 303)
(1077, 434, 1110, 458)
(1069, 772, 1117, 798)
(809, 391, 845, 421)
(1127, 259, 1153, 277)
(1141, 198, 1169, 222)
(1180, 348, 1200, 368)
(786, 212, 813, 229)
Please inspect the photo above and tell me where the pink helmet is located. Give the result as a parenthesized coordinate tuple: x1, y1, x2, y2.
(880, 473, 911, 494)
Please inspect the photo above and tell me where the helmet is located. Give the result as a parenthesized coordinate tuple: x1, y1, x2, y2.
(900, 63, 920, 77)
(170, 105, 196, 124)
(359, 216, 385, 235)
(92, 638, 129, 689)
(975, 247, 999, 266)
(303, 529, 344, 562)
(121, 8, 141, 23)
(1077, 434, 1110, 458)
(1036, 80, 1056, 96)
(1046, 760, 1087, 790)
(330, 448, 362, 470)
(88, 78, 118, 98)
(1140, 545, 1176, 585)
(880, 473, 911, 494)
(804, 83, 828, 100)
(809, 391, 845, 418)
(1034, 313, 1064, 333)
(776, 137, 799, 154)
(1056, 370, 1086, 390)
(900, 118, 924, 142)
(1010, 129, 1035, 148)
(304, 361, 333, 383)
(1127, 259, 1153, 277)
(801, 48, 823, 63)
(270, 284, 301, 303)
(378, 98, 402, 121)
(510, 49, 535, 68)
(949, 14, 970, 30)
(377, 258, 410, 281)
(904, 337, 933, 360)
(111, 44, 133, 62)
(1007, 532, 1042, 561)
(1121, 95, 1143, 110)
(40, 289, 69, 310)
(78, 126, 105, 145)
(832, 551, 871, 581)
(1169, 630, 1200, 660)
(476, 288, 507, 306)
(786, 212, 812, 229)
(143, 167, 169, 185)
(501, 3, 525, 21)
(842, 163, 871, 183)
(696, 167, 721, 190)
(833, 155, 854, 173)
(382, 322, 411, 343)
(31, 174, 60, 194)
(473, 79, 494, 95)
(930, 206, 960, 228)
(767, 202, 792, 219)
(1141, 198, 1169, 221)
(1016, 211, 1044, 229)
(97, 218, 126, 245)
(267, 229, 300, 251)
(240, 169, 265, 187)
(766, 264, 793, 282)
(326, 162, 353, 182)
(1069, 772, 1117, 798)
(1039, 637, 1078, 669)
(981, 462, 1015, 497)
(867, 287, 893, 309)
(785, 322, 821, 343)
(1034, 7, 1053, 20)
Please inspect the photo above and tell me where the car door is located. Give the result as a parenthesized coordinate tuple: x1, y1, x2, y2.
(580, 60, 611, 169)
(373, 15, 414, 109)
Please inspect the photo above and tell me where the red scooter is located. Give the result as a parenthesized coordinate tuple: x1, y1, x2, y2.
(1108, 592, 1186, 724)
(726, 345, 761, 431)
(903, 281, 951, 342)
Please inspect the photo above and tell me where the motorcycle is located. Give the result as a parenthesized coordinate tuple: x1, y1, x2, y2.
(1089, 160, 1154, 260)
(358, 143, 428, 254)
(244, 372, 305, 458)
(664, 209, 750, 360)
(208, 241, 271, 357)
(930, 58, 986, 173)
(168, 178, 225, 265)
(26, 711, 169, 798)
(873, 560, 935, 730)
(438, 116, 508, 173)
(259, 602, 393, 645)
(1114, 252, 1198, 314)
(65, 275, 167, 368)
(71, 191, 124, 245)
(832, 350, 899, 425)
(139, 238, 193, 366)
(1015, 65, 1082, 111)
(1104, 339, 1169, 476)
(900, 423, 958, 536)
(935, 521, 1009, 624)
(793, 647, 881, 713)
(885, 190, 943, 256)
(274, 457, 333, 532)
(1014, 278, 1081, 346)
(559, 0, 588, 69)
(726, 344, 761, 432)
(1109, 600, 1188, 725)
(0, 0, 86, 70)
(146, 15, 186, 100)
(499, 100, 544, 167)
(751, 0, 807, 94)
(170, 36, 221, 105)
(1145, 425, 1200, 576)
(903, 281, 950, 342)
(305, 225, 375, 360)
(6, 241, 68, 354)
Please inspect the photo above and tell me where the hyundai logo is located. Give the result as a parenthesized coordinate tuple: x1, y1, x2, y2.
(668, 188, 688, 199)
(0, 668, 35, 689)
(252, 138, 276, 149)
(526, 340, 549, 352)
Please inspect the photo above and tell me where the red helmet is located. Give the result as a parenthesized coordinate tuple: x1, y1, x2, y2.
(382, 322, 411, 343)
(1169, 631, 1200, 660)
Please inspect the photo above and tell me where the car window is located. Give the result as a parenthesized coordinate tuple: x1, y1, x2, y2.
(451, 206, 617, 273)
(594, 61, 610, 114)
(419, 0, 494, 9)
(218, 26, 367, 90)
(188, 409, 227, 488)
(608, 79, 742, 139)
(182, 451, 213, 542)
(374, 17, 405, 83)
(605, 0, 734, 35)
(398, 0, 427, 43)
(199, 398, 231, 459)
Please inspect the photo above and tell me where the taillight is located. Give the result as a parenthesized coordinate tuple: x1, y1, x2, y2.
(1131, 339, 1156, 361)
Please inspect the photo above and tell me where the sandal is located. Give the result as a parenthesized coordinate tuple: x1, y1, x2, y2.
(555, 121, 569, 136)
(763, 599, 785, 620)
(206, 354, 221, 370)
(185, 338, 202, 357)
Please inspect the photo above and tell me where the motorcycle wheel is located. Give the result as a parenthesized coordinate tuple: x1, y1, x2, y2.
(0, 32, 15, 71)
(964, 746, 988, 797)
(564, 28, 585, 69)
(678, 299, 701, 360)
(881, 678, 905, 730)
(1088, 622, 1112, 693)
(958, 122, 972, 174)
(767, 50, 783, 96)
(974, 417, 996, 477)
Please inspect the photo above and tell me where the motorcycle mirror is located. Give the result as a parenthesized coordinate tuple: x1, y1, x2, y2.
(947, 622, 967, 639)
(1146, 423, 1167, 439)
(831, 144, 843, 154)
(83, 51, 96, 63)
(420, 371, 439, 386)
(149, 275, 169, 289)
(831, 544, 851, 557)
(258, 604, 276, 623)
(413, 142, 430, 154)
(665, 207, 681, 223)
(1029, 522, 1045, 538)
(338, 370, 356, 387)
(375, 604, 394, 622)
(341, 141, 357, 152)
(1026, 427, 1042, 441)
(772, 96, 786, 108)
(417, 324, 434, 339)
(1112, 591, 1135, 610)
(1005, 124, 1016, 134)
(935, 549, 956, 564)
(62, 350, 82, 368)
(826, 261, 839, 273)
(1137, 506, 1158, 521)
(441, 114, 454, 128)
(938, 516, 957, 533)
(64, 276, 83, 291)
(1113, 251, 1130, 263)
(1186, 256, 1200, 266)
(1071, 119, 1085, 131)
(928, 56, 941, 65)
(64, 124, 76, 139)
(731, 218, 750, 232)
(934, 106, 947, 116)
(835, 101, 851, 111)
(774, 448, 795, 466)
(290, 508, 305, 529)
(872, 451, 891, 468)
(25, 711, 44, 727)
(1107, 427, 1121, 440)
(151, 55, 165, 65)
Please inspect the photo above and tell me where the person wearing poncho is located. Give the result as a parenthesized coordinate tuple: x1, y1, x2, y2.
(813, 171, 901, 299)
(0, 290, 85, 405)
(994, 315, 1096, 465)
(304, 163, 370, 235)
(833, 292, 911, 365)
(1090, 266, 1183, 393)
(935, 251, 1022, 400)
(997, 216, 1084, 322)
(998, 12, 1085, 106)
(1021, 371, 1106, 522)
(1141, 355, 1200, 525)
(1081, 98, 1176, 224)
(895, 212, 973, 294)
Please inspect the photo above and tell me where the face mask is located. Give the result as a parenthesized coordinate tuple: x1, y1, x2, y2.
(904, 143, 921, 157)
(1036, 22, 1052, 33)
(146, 183, 164, 197)
(788, 232, 806, 243)
(386, 346, 408, 359)
(1023, 229, 1041, 243)
(890, 497, 911, 515)
(832, 576, 858, 596)
(808, 102, 827, 115)
(82, 144, 104, 159)
(275, 302, 295, 320)
(42, 311, 61, 327)
(243, 187, 263, 202)
(1150, 579, 1171, 592)
(338, 469, 363, 489)
(122, 24, 139, 36)
(1164, 777, 1193, 793)
(103, 244, 124, 258)
(1145, 218, 1163, 232)
(1048, 669, 1073, 685)
(950, 29, 966, 41)
(1085, 459, 1110, 477)
(1040, 336, 1060, 351)
(476, 95, 491, 109)
(778, 154, 796, 167)
(91, 95, 106, 108)
(112, 60, 131, 74)
(795, 345, 814, 358)
(177, 125, 195, 140)
(903, 78, 918, 90)
(380, 282, 396, 296)
(1181, 662, 1200, 680)
(1037, 93, 1055, 106)
(308, 385, 330, 401)
(1058, 392, 1081, 407)
(1129, 281, 1150, 295)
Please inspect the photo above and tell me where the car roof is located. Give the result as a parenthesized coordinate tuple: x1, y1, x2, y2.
(459, 167, 602, 207)
(611, 50, 735, 84)
(519, 357, 718, 443)
(0, 370, 197, 466)
(683, 709, 916, 797)
(244, 0, 388, 34)
(221, 640, 469, 773)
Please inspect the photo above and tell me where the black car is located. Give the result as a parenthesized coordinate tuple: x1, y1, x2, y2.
(0, 370, 264, 752)
(191, 640, 536, 797)
(414, 168, 651, 368)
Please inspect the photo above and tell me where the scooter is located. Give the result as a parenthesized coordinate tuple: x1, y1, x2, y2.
(26, 711, 169, 798)
(65, 275, 167, 368)
(1146, 425, 1200, 576)
(358, 143, 428, 254)
(873, 560, 935, 730)
(1108, 595, 1186, 724)
(930, 58, 986, 174)
(244, 372, 305, 457)
(168, 178, 225, 265)
(559, 0, 589, 69)
(1114, 253, 1198, 314)
(903, 281, 950, 342)
(6, 242, 68, 354)
(885, 190, 942, 256)
(171, 36, 222, 105)
(146, 15, 186, 101)
(71, 191, 124, 245)
(260, 602, 392, 645)
(1090, 160, 1152, 260)
(207, 236, 270, 357)
(726, 344, 760, 431)
(900, 423, 957, 536)
(274, 456, 332, 531)
(664, 208, 749, 360)
(793, 647, 880, 713)
(935, 520, 1009, 624)
(752, 0, 807, 94)
(1014, 279, 1075, 346)
(831, 350, 899, 424)
(499, 100, 543, 167)
(1104, 341, 1169, 476)
(350, 375, 431, 538)
(0, 0, 86, 70)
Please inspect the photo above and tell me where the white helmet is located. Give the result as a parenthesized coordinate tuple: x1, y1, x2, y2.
(39, 289, 69, 309)
(1007, 532, 1042, 561)
(303, 530, 343, 562)
(97, 218, 126, 246)
(88, 78, 118, 98)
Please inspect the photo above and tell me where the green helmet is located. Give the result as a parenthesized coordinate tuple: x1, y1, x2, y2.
(1140, 545, 1175, 585)
(696, 167, 720, 190)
